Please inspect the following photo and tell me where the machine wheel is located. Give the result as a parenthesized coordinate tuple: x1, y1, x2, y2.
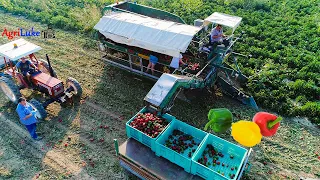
(28, 99, 47, 120)
(38, 59, 57, 78)
(66, 77, 82, 97)
(0, 77, 21, 104)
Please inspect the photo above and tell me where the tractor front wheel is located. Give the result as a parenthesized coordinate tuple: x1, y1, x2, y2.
(28, 99, 47, 120)
(66, 77, 82, 97)
(0, 77, 22, 104)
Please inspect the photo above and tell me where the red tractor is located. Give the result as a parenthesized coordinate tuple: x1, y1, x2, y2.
(0, 39, 82, 119)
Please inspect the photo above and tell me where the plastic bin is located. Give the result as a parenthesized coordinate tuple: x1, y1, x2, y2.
(191, 134, 248, 180)
(155, 119, 207, 173)
(126, 107, 175, 152)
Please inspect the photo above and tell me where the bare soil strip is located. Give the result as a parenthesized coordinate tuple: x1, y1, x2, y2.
(0, 113, 92, 178)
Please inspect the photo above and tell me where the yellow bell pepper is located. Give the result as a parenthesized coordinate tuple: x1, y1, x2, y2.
(231, 120, 262, 147)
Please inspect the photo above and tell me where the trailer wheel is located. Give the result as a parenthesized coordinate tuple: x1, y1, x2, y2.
(0, 77, 21, 104)
(66, 77, 82, 97)
(28, 99, 47, 120)
(38, 59, 57, 78)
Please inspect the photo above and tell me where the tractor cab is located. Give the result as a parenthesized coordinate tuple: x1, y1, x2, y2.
(0, 39, 41, 75)
(0, 39, 62, 94)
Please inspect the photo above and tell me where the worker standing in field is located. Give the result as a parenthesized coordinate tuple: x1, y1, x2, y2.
(16, 97, 43, 141)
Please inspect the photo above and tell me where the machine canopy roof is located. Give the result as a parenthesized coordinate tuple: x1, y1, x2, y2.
(94, 12, 201, 57)
(0, 38, 42, 61)
(204, 12, 242, 33)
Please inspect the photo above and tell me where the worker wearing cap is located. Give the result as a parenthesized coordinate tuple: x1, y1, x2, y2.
(16, 97, 42, 140)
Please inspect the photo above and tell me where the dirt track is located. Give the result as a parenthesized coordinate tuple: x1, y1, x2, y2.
(0, 100, 128, 180)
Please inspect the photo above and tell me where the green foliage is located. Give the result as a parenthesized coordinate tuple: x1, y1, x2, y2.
(293, 101, 320, 126)
(0, 0, 319, 124)
(0, 0, 113, 32)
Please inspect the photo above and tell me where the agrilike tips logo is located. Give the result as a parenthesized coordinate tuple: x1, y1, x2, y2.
(1, 26, 55, 39)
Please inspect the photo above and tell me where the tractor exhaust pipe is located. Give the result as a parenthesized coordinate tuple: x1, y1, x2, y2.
(46, 54, 55, 77)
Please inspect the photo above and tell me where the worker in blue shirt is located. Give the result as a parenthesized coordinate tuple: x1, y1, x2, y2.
(16, 97, 42, 140)
(15, 57, 38, 85)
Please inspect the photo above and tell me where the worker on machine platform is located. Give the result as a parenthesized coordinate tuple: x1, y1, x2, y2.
(146, 54, 159, 75)
(169, 53, 187, 73)
(210, 24, 230, 49)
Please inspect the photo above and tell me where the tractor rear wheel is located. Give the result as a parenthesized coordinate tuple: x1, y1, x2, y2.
(66, 77, 82, 97)
(38, 59, 57, 78)
(0, 77, 21, 104)
(28, 99, 47, 120)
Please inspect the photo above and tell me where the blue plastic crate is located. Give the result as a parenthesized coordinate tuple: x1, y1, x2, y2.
(155, 119, 207, 173)
(126, 107, 175, 152)
(191, 134, 248, 180)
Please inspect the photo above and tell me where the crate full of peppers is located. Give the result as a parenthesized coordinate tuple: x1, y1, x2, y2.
(126, 107, 175, 152)
(191, 134, 248, 180)
(155, 119, 207, 173)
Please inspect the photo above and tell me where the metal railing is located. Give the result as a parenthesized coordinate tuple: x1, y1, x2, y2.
(100, 43, 207, 80)
(101, 46, 170, 79)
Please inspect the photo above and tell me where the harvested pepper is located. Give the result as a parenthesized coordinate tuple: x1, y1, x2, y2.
(204, 108, 232, 133)
(231, 120, 262, 147)
(252, 112, 282, 137)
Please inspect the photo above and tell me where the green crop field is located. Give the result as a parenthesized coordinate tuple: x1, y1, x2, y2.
(1, 0, 319, 125)
(0, 0, 319, 179)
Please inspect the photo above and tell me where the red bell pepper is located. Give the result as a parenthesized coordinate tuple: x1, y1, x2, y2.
(252, 112, 282, 137)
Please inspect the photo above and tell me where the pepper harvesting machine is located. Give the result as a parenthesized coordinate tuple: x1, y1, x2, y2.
(95, 1, 256, 180)
(0, 39, 82, 119)
(95, 1, 258, 115)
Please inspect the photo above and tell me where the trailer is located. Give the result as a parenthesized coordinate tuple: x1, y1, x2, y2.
(114, 138, 252, 180)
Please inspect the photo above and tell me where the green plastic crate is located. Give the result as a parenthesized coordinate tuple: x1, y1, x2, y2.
(126, 107, 175, 152)
(191, 134, 248, 180)
(155, 119, 207, 173)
